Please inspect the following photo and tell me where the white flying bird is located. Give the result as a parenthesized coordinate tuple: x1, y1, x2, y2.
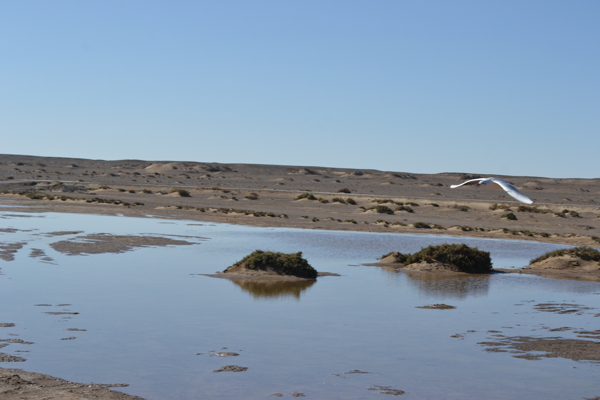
(450, 177, 534, 204)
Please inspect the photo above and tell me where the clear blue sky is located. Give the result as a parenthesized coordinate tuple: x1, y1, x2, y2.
(1, 1, 598, 178)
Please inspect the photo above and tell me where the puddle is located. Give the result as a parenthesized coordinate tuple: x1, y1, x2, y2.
(0, 210, 599, 400)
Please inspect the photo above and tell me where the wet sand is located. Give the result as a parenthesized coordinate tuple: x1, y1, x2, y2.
(1, 154, 599, 399)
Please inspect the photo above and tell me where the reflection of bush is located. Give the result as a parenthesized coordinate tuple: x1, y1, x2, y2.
(229, 279, 316, 299)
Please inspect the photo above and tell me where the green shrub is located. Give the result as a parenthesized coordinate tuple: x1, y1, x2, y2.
(366, 205, 394, 214)
(569, 211, 581, 218)
(232, 250, 317, 278)
(452, 205, 470, 212)
(337, 188, 351, 193)
(413, 222, 431, 229)
(345, 219, 357, 224)
(295, 193, 317, 201)
(346, 198, 357, 205)
(405, 244, 492, 272)
(245, 193, 258, 200)
(379, 252, 409, 263)
(332, 197, 346, 204)
(490, 203, 510, 211)
(530, 247, 600, 264)
(318, 198, 329, 203)
(501, 212, 517, 220)
(395, 205, 414, 213)
(170, 188, 191, 197)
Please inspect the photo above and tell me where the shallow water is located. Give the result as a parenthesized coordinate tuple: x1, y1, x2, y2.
(1, 210, 599, 399)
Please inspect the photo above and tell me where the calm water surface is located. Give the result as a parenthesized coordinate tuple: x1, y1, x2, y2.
(1, 210, 599, 399)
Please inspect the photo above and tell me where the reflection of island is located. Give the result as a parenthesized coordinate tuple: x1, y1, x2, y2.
(229, 279, 316, 300)
(403, 272, 491, 299)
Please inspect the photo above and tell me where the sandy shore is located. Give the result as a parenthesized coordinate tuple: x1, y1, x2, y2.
(1, 154, 599, 399)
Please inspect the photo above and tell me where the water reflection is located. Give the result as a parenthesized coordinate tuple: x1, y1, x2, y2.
(229, 279, 316, 300)
(403, 272, 491, 299)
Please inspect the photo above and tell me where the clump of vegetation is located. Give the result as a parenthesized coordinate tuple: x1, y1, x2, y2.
(337, 188, 351, 193)
(452, 205, 470, 212)
(395, 205, 414, 213)
(530, 247, 600, 265)
(128, 190, 136, 193)
(428, 203, 439, 207)
(413, 222, 431, 229)
(170, 188, 191, 197)
(367, 205, 394, 214)
(118, 188, 126, 192)
(374, 199, 396, 204)
(332, 197, 346, 204)
(501, 212, 517, 220)
(312, 217, 319, 222)
(490, 203, 511, 211)
(295, 193, 317, 201)
(231, 250, 317, 279)
(432, 224, 446, 230)
(407, 202, 419, 207)
(380, 252, 409, 263)
(244, 192, 259, 200)
(517, 205, 551, 214)
(405, 244, 492, 272)
(346, 198, 357, 205)
(318, 198, 329, 203)
(345, 219, 357, 224)
(569, 211, 581, 218)
(592, 236, 600, 243)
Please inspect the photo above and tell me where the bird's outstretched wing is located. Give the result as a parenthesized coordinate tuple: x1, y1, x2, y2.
(449, 178, 485, 189)
(489, 178, 534, 204)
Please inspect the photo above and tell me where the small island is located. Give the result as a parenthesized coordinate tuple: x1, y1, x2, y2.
(515, 247, 600, 279)
(205, 250, 338, 281)
(377, 244, 493, 274)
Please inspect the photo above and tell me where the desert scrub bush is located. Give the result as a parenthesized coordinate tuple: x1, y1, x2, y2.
(407, 202, 419, 207)
(142, 189, 152, 194)
(301, 216, 308, 219)
(395, 205, 414, 213)
(391, 222, 407, 227)
(530, 247, 600, 264)
(569, 211, 581, 218)
(345, 219, 357, 224)
(169, 188, 191, 197)
(374, 199, 396, 204)
(592, 236, 600, 243)
(413, 222, 431, 229)
(452, 205, 470, 212)
(367, 205, 394, 214)
(233, 250, 317, 278)
(295, 193, 317, 201)
(433, 224, 445, 230)
(501, 212, 517, 220)
(312, 217, 319, 222)
(245, 193, 259, 200)
(346, 198, 357, 205)
(118, 188, 126, 192)
(404, 244, 492, 272)
(517, 205, 551, 214)
(6, 176, 14, 180)
(337, 188, 351, 193)
(318, 198, 329, 203)
(128, 190, 136, 193)
(489, 203, 510, 211)
(25, 193, 45, 200)
(379, 252, 409, 263)
(428, 203, 439, 207)
(332, 197, 346, 204)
